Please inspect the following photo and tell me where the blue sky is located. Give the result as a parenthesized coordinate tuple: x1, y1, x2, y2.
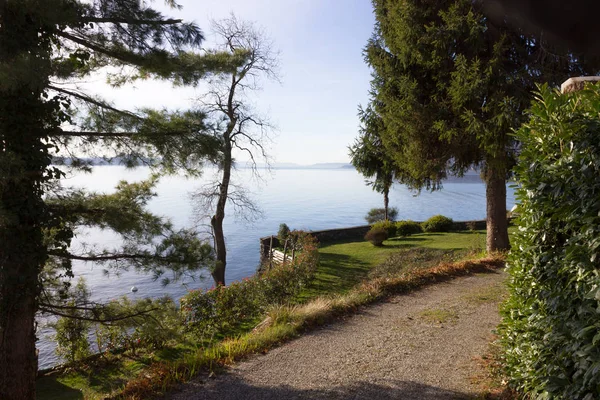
(88, 1, 375, 165)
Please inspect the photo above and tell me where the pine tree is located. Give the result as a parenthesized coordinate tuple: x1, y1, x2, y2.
(350, 102, 401, 221)
(0, 1, 238, 398)
(366, 0, 599, 251)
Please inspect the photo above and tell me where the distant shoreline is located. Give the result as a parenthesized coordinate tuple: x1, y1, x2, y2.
(51, 158, 485, 179)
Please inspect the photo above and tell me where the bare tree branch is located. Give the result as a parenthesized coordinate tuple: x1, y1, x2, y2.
(188, 14, 280, 284)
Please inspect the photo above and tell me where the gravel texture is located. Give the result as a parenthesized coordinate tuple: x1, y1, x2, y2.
(169, 270, 506, 400)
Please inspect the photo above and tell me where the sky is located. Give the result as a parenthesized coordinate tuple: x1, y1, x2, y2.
(84, 0, 376, 165)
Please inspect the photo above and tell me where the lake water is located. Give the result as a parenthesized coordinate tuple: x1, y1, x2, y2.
(37, 166, 516, 369)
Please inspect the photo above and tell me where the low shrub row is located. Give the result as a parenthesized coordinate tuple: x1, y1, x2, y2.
(49, 232, 319, 368)
(364, 215, 454, 245)
(180, 232, 319, 339)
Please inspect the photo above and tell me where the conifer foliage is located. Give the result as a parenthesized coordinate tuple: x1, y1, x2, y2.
(364, 0, 598, 252)
(350, 103, 401, 222)
(0, 1, 236, 398)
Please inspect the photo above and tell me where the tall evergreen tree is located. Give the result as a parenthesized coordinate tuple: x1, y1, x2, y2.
(350, 103, 399, 221)
(0, 1, 239, 398)
(366, 0, 599, 251)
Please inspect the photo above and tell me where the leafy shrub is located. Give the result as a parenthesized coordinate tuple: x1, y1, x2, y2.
(372, 220, 397, 237)
(95, 297, 184, 355)
(52, 279, 91, 363)
(498, 85, 600, 399)
(364, 207, 398, 224)
(51, 278, 188, 363)
(277, 223, 290, 242)
(181, 232, 319, 339)
(421, 215, 453, 232)
(364, 227, 388, 246)
(395, 220, 423, 237)
(54, 312, 91, 363)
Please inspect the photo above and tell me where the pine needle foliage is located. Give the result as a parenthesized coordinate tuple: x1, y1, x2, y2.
(364, 0, 600, 252)
(0, 1, 241, 397)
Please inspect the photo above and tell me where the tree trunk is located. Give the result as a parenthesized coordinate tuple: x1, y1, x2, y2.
(210, 146, 232, 286)
(0, 5, 51, 397)
(0, 93, 48, 399)
(383, 188, 389, 221)
(0, 214, 42, 400)
(485, 173, 510, 252)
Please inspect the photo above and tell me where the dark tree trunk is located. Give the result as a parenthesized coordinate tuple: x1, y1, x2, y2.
(210, 145, 232, 286)
(485, 173, 510, 252)
(0, 4, 51, 398)
(0, 93, 48, 400)
(0, 205, 43, 400)
(383, 188, 389, 221)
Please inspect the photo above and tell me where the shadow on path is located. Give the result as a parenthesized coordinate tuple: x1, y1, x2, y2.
(171, 376, 475, 400)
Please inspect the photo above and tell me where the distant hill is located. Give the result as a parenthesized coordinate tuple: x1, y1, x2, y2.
(305, 163, 354, 169)
(238, 162, 355, 170)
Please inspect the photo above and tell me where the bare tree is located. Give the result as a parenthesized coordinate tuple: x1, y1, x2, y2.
(196, 15, 279, 285)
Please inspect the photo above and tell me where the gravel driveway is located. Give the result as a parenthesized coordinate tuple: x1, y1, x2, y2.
(169, 270, 506, 400)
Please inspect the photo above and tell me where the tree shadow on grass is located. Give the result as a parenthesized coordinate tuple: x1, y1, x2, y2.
(379, 243, 419, 250)
(85, 366, 129, 396)
(388, 237, 428, 242)
(36, 376, 84, 400)
(302, 253, 371, 298)
(169, 376, 475, 400)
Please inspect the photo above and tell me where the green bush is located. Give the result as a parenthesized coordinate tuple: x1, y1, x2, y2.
(52, 278, 91, 363)
(181, 233, 319, 339)
(277, 223, 291, 243)
(372, 220, 397, 237)
(421, 215, 453, 232)
(94, 297, 184, 355)
(54, 311, 91, 363)
(498, 84, 600, 399)
(364, 207, 399, 224)
(395, 220, 423, 237)
(364, 227, 388, 246)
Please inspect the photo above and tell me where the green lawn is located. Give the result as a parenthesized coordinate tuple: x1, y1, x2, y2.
(301, 230, 488, 299)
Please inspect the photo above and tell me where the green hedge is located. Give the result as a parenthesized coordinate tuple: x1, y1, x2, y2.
(364, 227, 388, 246)
(499, 84, 600, 399)
(421, 215, 453, 232)
(181, 232, 319, 339)
(371, 220, 397, 237)
(395, 220, 423, 237)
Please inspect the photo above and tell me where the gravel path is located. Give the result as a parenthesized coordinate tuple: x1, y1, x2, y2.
(169, 270, 506, 400)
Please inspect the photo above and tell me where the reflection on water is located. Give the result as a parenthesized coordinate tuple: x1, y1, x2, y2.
(38, 166, 515, 369)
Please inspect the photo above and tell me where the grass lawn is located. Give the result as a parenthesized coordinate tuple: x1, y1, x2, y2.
(301, 230, 488, 299)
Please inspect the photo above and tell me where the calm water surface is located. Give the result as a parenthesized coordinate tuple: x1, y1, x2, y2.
(38, 166, 516, 368)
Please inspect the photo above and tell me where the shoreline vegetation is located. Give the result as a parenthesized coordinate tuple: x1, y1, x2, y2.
(37, 225, 507, 400)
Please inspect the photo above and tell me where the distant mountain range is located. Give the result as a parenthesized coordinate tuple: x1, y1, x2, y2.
(235, 162, 355, 170)
(51, 157, 356, 170)
(268, 162, 354, 170)
(51, 158, 483, 182)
